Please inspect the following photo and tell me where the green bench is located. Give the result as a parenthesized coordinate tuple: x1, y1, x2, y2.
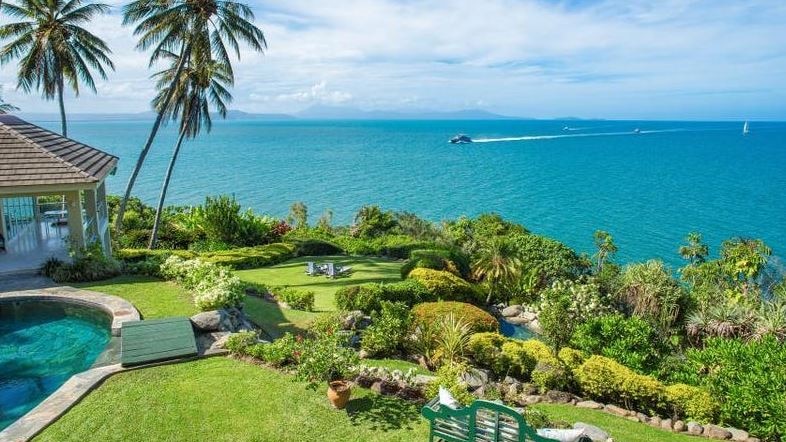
(421, 397, 583, 442)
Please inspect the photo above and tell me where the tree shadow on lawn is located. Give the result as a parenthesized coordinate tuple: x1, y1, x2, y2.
(345, 394, 423, 432)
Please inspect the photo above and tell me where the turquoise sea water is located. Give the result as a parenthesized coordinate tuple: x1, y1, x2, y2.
(0, 301, 111, 430)
(35, 118, 786, 266)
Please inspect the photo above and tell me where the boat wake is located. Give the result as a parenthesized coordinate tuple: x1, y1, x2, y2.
(472, 129, 682, 143)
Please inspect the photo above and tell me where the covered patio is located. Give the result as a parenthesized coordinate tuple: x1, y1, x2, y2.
(0, 115, 118, 275)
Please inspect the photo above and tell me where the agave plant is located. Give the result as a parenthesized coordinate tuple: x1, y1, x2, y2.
(706, 303, 755, 339)
(751, 301, 786, 341)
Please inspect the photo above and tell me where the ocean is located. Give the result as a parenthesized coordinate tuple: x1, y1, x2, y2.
(34, 118, 786, 267)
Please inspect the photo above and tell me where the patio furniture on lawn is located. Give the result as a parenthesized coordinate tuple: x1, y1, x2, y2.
(306, 261, 322, 276)
(325, 262, 352, 278)
(421, 396, 591, 442)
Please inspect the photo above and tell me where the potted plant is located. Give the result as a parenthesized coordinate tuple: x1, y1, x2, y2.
(295, 329, 359, 409)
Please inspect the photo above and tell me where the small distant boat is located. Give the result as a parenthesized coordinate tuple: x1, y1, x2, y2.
(562, 126, 570, 131)
(449, 134, 473, 144)
(633, 128, 641, 134)
(743, 121, 750, 135)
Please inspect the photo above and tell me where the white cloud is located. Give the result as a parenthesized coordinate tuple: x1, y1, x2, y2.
(1, 0, 784, 119)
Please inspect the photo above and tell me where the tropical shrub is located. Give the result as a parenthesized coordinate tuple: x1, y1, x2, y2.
(352, 205, 397, 238)
(509, 233, 587, 290)
(467, 332, 509, 374)
(412, 302, 498, 334)
(295, 329, 359, 389)
(681, 337, 786, 440)
(408, 268, 480, 303)
(433, 313, 474, 366)
(531, 360, 569, 392)
(571, 313, 664, 374)
(499, 341, 538, 378)
(258, 333, 301, 367)
(225, 331, 257, 354)
(159, 256, 244, 310)
(617, 260, 687, 333)
(573, 355, 665, 414)
(557, 347, 586, 370)
(425, 363, 475, 407)
(334, 280, 430, 313)
(361, 302, 412, 357)
(443, 213, 529, 255)
(539, 279, 610, 349)
(45, 243, 122, 283)
(400, 248, 470, 279)
(180, 195, 281, 247)
(664, 384, 718, 423)
(274, 287, 315, 312)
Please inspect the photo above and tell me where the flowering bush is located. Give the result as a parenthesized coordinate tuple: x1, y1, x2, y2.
(295, 330, 359, 389)
(538, 279, 610, 348)
(159, 256, 244, 311)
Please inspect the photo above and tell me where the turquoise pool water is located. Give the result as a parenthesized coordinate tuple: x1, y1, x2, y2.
(0, 300, 111, 430)
(499, 319, 537, 340)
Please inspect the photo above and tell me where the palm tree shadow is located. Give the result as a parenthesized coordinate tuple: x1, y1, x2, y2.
(345, 394, 423, 432)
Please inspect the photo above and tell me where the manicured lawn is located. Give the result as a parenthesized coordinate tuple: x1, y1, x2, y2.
(243, 294, 319, 339)
(75, 275, 197, 319)
(34, 357, 429, 442)
(534, 403, 698, 442)
(237, 256, 402, 312)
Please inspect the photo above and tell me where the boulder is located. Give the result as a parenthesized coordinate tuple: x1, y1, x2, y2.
(461, 368, 491, 391)
(545, 390, 574, 404)
(576, 400, 604, 410)
(520, 311, 538, 322)
(745, 438, 760, 442)
(190, 311, 221, 331)
(686, 422, 704, 435)
(636, 412, 650, 424)
(195, 331, 232, 353)
(704, 424, 732, 440)
(502, 376, 518, 385)
(523, 395, 543, 405)
(604, 404, 630, 417)
(649, 416, 662, 428)
(673, 420, 686, 432)
(727, 428, 749, 442)
(502, 305, 523, 317)
(660, 418, 673, 431)
(573, 422, 609, 442)
(528, 319, 543, 334)
(506, 316, 531, 325)
(341, 311, 371, 330)
(358, 349, 370, 359)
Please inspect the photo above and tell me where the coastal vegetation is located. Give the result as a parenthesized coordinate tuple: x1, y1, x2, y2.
(74, 194, 785, 440)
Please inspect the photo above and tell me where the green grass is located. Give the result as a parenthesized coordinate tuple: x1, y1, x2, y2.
(236, 255, 402, 312)
(243, 294, 319, 339)
(534, 404, 698, 442)
(34, 357, 429, 442)
(74, 275, 197, 319)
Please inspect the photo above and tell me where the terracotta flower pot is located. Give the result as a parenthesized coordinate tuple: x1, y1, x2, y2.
(327, 380, 352, 409)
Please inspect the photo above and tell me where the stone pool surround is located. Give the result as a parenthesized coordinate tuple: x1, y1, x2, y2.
(0, 287, 141, 441)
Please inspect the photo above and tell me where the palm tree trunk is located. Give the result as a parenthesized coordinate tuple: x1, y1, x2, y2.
(148, 130, 187, 249)
(485, 284, 494, 305)
(57, 76, 67, 137)
(115, 44, 191, 232)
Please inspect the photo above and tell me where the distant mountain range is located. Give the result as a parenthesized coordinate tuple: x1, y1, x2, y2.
(18, 106, 524, 122)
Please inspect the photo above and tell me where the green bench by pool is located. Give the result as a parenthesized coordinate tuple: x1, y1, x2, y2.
(121, 317, 198, 367)
(421, 396, 591, 442)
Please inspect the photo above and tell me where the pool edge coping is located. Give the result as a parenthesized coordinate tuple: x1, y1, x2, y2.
(0, 286, 141, 336)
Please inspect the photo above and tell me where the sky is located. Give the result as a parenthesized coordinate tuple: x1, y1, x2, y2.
(1, 0, 785, 120)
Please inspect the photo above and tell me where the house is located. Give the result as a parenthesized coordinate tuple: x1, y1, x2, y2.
(0, 115, 118, 274)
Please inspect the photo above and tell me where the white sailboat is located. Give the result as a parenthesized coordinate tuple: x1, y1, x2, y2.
(743, 121, 750, 135)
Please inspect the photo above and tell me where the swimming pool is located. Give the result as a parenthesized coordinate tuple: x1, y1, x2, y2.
(0, 300, 112, 430)
(499, 318, 538, 340)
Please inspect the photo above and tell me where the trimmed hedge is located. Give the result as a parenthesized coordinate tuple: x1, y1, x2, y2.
(467, 332, 509, 374)
(117, 243, 296, 271)
(287, 238, 344, 257)
(574, 355, 665, 414)
(407, 268, 480, 303)
(411, 302, 498, 334)
(400, 249, 470, 279)
(334, 279, 430, 312)
(665, 384, 718, 423)
(334, 234, 437, 259)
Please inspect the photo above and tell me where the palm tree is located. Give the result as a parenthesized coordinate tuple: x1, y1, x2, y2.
(148, 49, 233, 248)
(472, 237, 522, 304)
(0, 0, 114, 136)
(593, 230, 618, 273)
(679, 232, 709, 265)
(116, 0, 266, 233)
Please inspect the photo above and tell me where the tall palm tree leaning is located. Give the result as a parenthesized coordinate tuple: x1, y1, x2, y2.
(148, 49, 232, 248)
(472, 237, 523, 304)
(116, 0, 266, 234)
(0, 0, 114, 136)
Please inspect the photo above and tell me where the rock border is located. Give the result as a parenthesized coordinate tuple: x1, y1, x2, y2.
(0, 286, 141, 336)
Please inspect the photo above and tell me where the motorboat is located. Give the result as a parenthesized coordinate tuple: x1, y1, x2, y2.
(449, 134, 473, 144)
(633, 128, 641, 134)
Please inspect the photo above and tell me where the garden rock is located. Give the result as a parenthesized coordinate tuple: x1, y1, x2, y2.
(506, 315, 531, 325)
(745, 438, 760, 442)
(461, 368, 490, 391)
(523, 395, 542, 405)
(576, 400, 603, 410)
(660, 418, 673, 431)
(636, 412, 649, 424)
(190, 311, 221, 331)
(604, 404, 629, 417)
(502, 305, 523, 317)
(686, 422, 704, 435)
(520, 311, 538, 322)
(673, 420, 686, 432)
(358, 349, 370, 359)
(528, 319, 543, 334)
(195, 331, 232, 353)
(573, 423, 609, 442)
(727, 428, 749, 441)
(704, 424, 732, 440)
(341, 311, 371, 330)
(649, 416, 662, 428)
(545, 390, 573, 404)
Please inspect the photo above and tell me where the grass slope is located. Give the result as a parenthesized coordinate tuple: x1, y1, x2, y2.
(75, 275, 197, 319)
(236, 256, 402, 312)
(34, 357, 429, 442)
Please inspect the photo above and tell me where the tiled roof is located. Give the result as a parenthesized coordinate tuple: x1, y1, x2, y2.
(0, 115, 118, 187)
